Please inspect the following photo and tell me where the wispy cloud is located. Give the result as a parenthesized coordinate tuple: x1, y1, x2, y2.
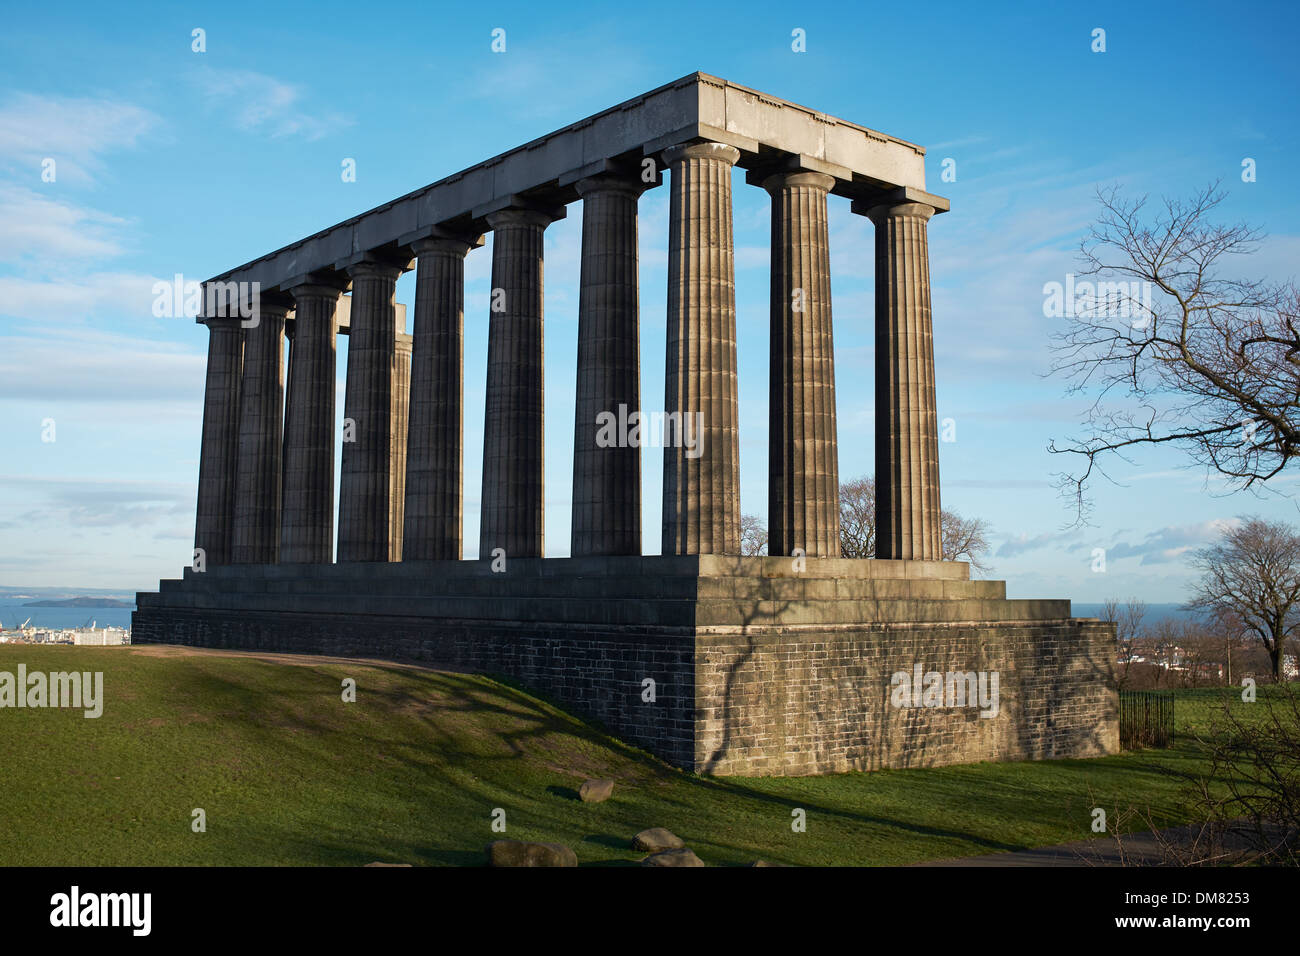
(192, 67, 352, 141)
(0, 93, 159, 184)
(0, 330, 202, 401)
(0, 184, 133, 265)
(1105, 519, 1239, 566)
(0, 474, 191, 529)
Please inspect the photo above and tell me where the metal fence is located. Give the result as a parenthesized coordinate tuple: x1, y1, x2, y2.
(1119, 690, 1175, 749)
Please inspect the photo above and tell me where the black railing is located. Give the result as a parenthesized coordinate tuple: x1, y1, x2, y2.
(1119, 690, 1175, 749)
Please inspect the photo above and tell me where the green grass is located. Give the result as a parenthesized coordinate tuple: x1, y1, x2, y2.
(0, 645, 1281, 866)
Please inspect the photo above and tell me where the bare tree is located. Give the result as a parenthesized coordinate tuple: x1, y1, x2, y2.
(739, 513, 768, 557)
(838, 476, 876, 559)
(1048, 182, 1300, 521)
(838, 474, 992, 571)
(940, 511, 992, 572)
(1101, 597, 1147, 687)
(1186, 517, 1300, 682)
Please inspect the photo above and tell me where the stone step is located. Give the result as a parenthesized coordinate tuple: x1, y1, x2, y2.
(136, 588, 1071, 627)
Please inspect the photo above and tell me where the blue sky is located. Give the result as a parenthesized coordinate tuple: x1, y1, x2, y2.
(1, 0, 1297, 601)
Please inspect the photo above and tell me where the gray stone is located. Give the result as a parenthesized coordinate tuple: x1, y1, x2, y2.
(281, 282, 343, 564)
(578, 778, 615, 803)
(480, 208, 555, 560)
(765, 170, 840, 558)
(389, 332, 412, 560)
(860, 196, 943, 560)
(485, 840, 578, 867)
(193, 316, 244, 567)
(403, 237, 478, 561)
(231, 300, 288, 564)
(642, 848, 704, 867)
(633, 827, 686, 852)
(337, 258, 404, 562)
(661, 142, 742, 556)
(201, 74, 931, 296)
(571, 172, 645, 558)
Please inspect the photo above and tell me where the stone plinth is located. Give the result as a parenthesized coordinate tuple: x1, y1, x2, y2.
(134, 557, 1119, 776)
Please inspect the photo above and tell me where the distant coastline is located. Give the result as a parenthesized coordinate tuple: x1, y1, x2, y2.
(22, 597, 134, 608)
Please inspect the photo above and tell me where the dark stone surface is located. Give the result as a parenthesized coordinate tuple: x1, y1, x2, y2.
(485, 840, 578, 867)
(133, 556, 1118, 776)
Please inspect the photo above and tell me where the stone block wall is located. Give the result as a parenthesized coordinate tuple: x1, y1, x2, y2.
(694, 620, 1118, 776)
(132, 557, 1119, 776)
(131, 608, 698, 768)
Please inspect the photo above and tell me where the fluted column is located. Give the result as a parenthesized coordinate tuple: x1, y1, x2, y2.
(480, 208, 553, 560)
(865, 198, 942, 560)
(662, 142, 742, 555)
(194, 314, 244, 566)
(389, 331, 412, 560)
(231, 298, 290, 564)
(404, 237, 473, 561)
(572, 174, 645, 557)
(338, 257, 403, 562)
(280, 282, 343, 564)
(765, 170, 840, 557)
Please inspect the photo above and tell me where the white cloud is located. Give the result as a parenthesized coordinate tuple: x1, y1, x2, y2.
(0, 184, 132, 264)
(0, 93, 159, 183)
(193, 67, 352, 141)
(0, 271, 167, 323)
(0, 330, 202, 401)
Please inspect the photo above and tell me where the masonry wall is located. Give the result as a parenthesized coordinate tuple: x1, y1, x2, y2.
(133, 605, 1118, 776)
(695, 620, 1118, 775)
(131, 608, 697, 768)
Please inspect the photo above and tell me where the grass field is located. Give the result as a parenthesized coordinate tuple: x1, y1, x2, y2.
(0, 645, 1277, 866)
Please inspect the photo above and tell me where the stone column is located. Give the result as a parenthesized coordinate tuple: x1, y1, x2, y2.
(572, 174, 645, 557)
(661, 142, 742, 556)
(480, 208, 553, 560)
(389, 331, 412, 560)
(864, 198, 942, 560)
(231, 298, 290, 564)
(280, 282, 343, 564)
(193, 315, 245, 567)
(765, 170, 840, 558)
(404, 237, 474, 561)
(337, 257, 403, 562)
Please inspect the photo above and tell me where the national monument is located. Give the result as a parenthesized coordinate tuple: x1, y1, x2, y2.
(133, 73, 1119, 775)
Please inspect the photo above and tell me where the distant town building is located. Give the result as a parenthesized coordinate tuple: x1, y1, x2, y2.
(73, 627, 131, 646)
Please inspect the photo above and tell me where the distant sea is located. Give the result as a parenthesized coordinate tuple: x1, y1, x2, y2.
(1071, 603, 1198, 627)
(0, 599, 1194, 635)
(0, 601, 134, 631)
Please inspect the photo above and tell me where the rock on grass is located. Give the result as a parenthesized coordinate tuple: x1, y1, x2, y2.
(642, 848, 705, 866)
(579, 779, 615, 803)
(633, 827, 685, 852)
(485, 840, 578, 867)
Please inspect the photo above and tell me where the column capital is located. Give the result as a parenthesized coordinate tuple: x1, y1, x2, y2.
(485, 207, 559, 231)
(343, 251, 408, 280)
(852, 186, 951, 223)
(286, 270, 349, 298)
(288, 282, 347, 301)
(197, 314, 245, 332)
(761, 170, 836, 195)
(661, 141, 741, 167)
(412, 235, 479, 258)
(575, 171, 650, 199)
